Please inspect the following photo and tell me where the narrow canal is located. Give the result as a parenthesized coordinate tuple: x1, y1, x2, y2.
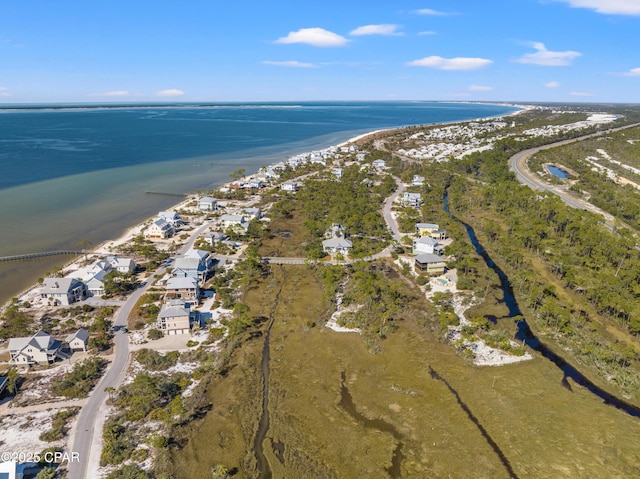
(254, 266, 286, 479)
(444, 189, 640, 418)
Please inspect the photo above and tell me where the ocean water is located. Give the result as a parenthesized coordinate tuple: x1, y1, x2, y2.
(0, 101, 518, 304)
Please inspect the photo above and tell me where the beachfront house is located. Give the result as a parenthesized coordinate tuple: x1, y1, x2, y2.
(158, 211, 181, 225)
(402, 192, 423, 208)
(414, 254, 447, 276)
(66, 328, 90, 352)
(280, 180, 299, 192)
(412, 237, 443, 256)
(84, 269, 109, 297)
(40, 277, 87, 306)
(105, 255, 136, 273)
(322, 237, 353, 255)
(8, 330, 67, 365)
(156, 299, 194, 335)
(198, 196, 217, 211)
(145, 218, 174, 239)
(165, 276, 199, 300)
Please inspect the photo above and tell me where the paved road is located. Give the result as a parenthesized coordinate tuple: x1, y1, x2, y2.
(383, 175, 406, 242)
(508, 122, 640, 229)
(67, 280, 156, 479)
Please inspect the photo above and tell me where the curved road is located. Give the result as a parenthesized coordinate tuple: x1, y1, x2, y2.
(67, 221, 212, 479)
(508, 122, 640, 229)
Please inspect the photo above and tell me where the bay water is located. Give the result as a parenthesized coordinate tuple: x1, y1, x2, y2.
(0, 101, 518, 304)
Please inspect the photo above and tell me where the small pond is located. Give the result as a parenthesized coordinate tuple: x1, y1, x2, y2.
(546, 165, 570, 179)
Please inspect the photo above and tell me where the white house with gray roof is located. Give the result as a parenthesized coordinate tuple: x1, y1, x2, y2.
(40, 278, 87, 306)
(66, 328, 90, 352)
(8, 331, 66, 365)
(322, 237, 353, 255)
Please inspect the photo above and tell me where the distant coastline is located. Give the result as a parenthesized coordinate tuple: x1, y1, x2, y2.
(0, 102, 520, 306)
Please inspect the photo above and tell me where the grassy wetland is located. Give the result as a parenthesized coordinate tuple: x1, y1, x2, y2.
(168, 107, 640, 478)
(170, 263, 640, 478)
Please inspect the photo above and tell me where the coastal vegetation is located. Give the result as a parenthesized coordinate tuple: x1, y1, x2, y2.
(6, 103, 640, 479)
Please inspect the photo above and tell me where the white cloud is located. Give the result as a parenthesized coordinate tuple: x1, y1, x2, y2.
(262, 60, 318, 68)
(557, 0, 640, 15)
(414, 8, 455, 15)
(570, 91, 594, 96)
(545, 81, 561, 88)
(621, 67, 640, 76)
(516, 42, 581, 66)
(350, 24, 402, 37)
(408, 56, 493, 70)
(350, 24, 402, 36)
(0, 86, 10, 97)
(157, 89, 184, 97)
(275, 28, 349, 47)
(469, 85, 493, 91)
(418, 31, 437, 36)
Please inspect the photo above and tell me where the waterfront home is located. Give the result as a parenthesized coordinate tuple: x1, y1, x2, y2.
(8, 330, 66, 365)
(322, 237, 353, 255)
(157, 299, 193, 335)
(414, 254, 447, 276)
(244, 179, 264, 189)
(40, 278, 87, 306)
(402, 192, 423, 208)
(105, 255, 136, 273)
(165, 276, 199, 300)
(412, 237, 443, 255)
(145, 218, 174, 239)
(158, 211, 181, 225)
(66, 328, 90, 352)
(281, 180, 299, 192)
(198, 196, 217, 211)
(84, 269, 109, 297)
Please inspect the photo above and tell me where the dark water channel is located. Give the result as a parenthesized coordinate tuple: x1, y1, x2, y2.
(254, 268, 286, 479)
(339, 371, 404, 478)
(443, 190, 640, 418)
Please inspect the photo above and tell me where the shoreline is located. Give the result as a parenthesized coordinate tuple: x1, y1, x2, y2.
(2, 105, 525, 310)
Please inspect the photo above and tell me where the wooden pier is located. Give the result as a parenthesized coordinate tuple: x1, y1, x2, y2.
(0, 250, 86, 263)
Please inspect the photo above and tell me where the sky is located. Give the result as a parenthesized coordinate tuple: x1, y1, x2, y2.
(1, 0, 640, 103)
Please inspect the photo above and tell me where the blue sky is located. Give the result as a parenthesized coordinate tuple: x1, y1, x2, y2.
(1, 0, 640, 103)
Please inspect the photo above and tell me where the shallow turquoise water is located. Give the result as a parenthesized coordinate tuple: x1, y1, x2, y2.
(0, 102, 518, 303)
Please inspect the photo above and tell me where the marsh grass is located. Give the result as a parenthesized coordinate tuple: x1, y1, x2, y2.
(170, 265, 640, 478)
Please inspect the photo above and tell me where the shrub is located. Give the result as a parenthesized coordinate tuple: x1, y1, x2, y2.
(51, 358, 108, 398)
(147, 329, 163, 340)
